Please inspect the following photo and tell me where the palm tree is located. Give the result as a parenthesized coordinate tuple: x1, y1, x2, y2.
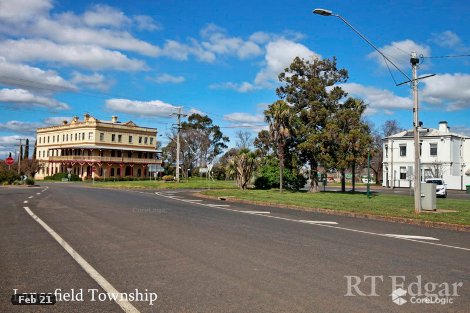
(265, 100, 291, 192)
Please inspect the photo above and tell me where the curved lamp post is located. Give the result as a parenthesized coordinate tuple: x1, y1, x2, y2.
(313, 8, 422, 213)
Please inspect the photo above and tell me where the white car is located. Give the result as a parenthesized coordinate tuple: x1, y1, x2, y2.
(425, 178, 447, 198)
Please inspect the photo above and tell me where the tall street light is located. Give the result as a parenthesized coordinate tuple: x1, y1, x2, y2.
(313, 8, 423, 213)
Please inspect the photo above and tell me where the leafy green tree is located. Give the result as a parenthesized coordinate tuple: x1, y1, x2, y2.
(277, 57, 348, 192)
(265, 100, 292, 192)
(164, 113, 229, 178)
(230, 148, 258, 190)
(321, 98, 371, 192)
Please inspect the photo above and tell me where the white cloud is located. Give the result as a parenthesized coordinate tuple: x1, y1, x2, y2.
(0, 0, 52, 23)
(149, 73, 185, 84)
(0, 120, 44, 133)
(70, 72, 114, 91)
(224, 112, 265, 124)
(133, 15, 161, 31)
(0, 57, 76, 92)
(254, 39, 320, 87)
(82, 4, 131, 28)
(31, 17, 159, 56)
(430, 31, 462, 48)
(105, 99, 180, 117)
(421, 73, 470, 111)
(451, 126, 470, 136)
(200, 24, 262, 59)
(43, 116, 72, 125)
(368, 39, 431, 70)
(209, 82, 258, 93)
(0, 39, 147, 71)
(340, 83, 412, 115)
(187, 108, 204, 115)
(0, 88, 70, 110)
(210, 39, 319, 92)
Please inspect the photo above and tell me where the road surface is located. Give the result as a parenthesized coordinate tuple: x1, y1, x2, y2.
(1, 183, 469, 312)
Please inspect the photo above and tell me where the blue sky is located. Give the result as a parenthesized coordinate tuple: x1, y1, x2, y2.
(1, 0, 469, 157)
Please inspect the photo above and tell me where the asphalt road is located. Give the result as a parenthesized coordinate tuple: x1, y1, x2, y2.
(1, 183, 469, 312)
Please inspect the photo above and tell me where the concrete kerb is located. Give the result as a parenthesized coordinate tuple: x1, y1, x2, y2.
(193, 192, 470, 233)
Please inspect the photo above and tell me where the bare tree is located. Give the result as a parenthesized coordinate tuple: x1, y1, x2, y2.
(235, 130, 253, 150)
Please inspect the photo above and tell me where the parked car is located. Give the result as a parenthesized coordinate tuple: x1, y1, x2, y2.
(425, 178, 447, 198)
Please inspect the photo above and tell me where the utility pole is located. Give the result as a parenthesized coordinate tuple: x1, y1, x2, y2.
(411, 52, 421, 213)
(16, 138, 27, 175)
(171, 107, 187, 183)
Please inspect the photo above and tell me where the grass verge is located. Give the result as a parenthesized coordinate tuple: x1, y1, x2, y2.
(90, 178, 238, 190)
(200, 189, 470, 226)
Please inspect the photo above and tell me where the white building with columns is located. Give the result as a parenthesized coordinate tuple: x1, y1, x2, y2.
(382, 121, 470, 190)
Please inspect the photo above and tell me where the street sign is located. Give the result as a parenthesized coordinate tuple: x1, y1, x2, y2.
(5, 157, 14, 165)
(148, 164, 164, 172)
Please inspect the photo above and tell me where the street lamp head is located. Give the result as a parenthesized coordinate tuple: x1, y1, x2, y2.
(313, 8, 333, 16)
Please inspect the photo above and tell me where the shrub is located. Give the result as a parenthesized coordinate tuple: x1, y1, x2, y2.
(45, 172, 80, 181)
(25, 178, 35, 185)
(255, 163, 307, 191)
(0, 170, 20, 184)
(162, 175, 174, 181)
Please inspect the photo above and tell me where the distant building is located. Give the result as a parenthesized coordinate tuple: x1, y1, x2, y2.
(382, 121, 470, 190)
(35, 114, 162, 180)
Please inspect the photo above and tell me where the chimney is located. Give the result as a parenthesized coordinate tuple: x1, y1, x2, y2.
(111, 115, 118, 123)
(438, 121, 449, 133)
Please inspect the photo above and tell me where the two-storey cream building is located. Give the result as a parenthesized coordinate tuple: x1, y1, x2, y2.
(35, 114, 162, 180)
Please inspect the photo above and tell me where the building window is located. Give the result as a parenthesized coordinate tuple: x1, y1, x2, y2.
(82, 132, 85, 140)
(100, 133, 104, 141)
(128, 151, 132, 158)
(75, 133, 78, 141)
(47, 136, 50, 143)
(144, 137, 148, 144)
(52, 136, 55, 143)
(129, 135, 133, 143)
(150, 137, 154, 145)
(110, 168, 115, 176)
(139, 136, 142, 144)
(89, 132, 93, 140)
(112, 134, 116, 142)
(430, 143, 437, 156)
(57, 135, 60, 142)
(62, 134, 65, 141)
(111, 150, 116, 157)
(400, 167, 407, 180)
(384, 144, 388, 158)
(118, 134, 122, 143)
(399, 144, 406, 157)
(66, 134, 68, 141)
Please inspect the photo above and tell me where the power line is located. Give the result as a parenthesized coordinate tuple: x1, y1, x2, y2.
(421, 54, 470, 59)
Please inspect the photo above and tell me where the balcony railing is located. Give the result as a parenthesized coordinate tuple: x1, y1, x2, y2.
(49, 155, 160, 164)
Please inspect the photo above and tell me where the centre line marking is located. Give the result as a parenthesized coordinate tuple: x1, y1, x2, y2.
(240, 211, 271, 214)
(154, 193, 470, 251)
(28, 196, 33, 199)
(23, 200, 28, 204)
(36, 193, 41, 195)
(23, 207, 140, 313)
(299, 220, 338, 225)
(384, 234, 439, 241)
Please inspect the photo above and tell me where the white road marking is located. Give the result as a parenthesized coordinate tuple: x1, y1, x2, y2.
(299, 220, 338, 225)
(206, 204, 231, 207)
(183, 199, 203, 202)
(23, 200, 28, 204)
(23, 207, 140, 313)
(36, 193, 41, 195)
(240, 211, 271, 214)
(28, 196, 33, 199)
(384, 234, 439, 241)
(154, 192, 470, 252)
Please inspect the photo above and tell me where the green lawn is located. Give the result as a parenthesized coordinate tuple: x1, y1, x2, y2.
(200, 189, 470, 226)
(90, 178, 238, 190)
